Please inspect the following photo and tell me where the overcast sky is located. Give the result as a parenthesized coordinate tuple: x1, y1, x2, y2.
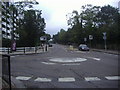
(33, 0, 119, 36)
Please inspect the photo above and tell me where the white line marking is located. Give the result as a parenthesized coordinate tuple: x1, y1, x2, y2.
(93, 58, 100, 61)
(105, 76, 120, 80)
(34, 78, 52, 82)
(16, 76, 31, 80)
(58, 77, 75, 82)
(11, 56, 16, 58)
(41, 62, 56, 65)
(85, 77, 101, 81)
(62, 63, 80, 66)
(76, 51, 86, 53)
(87, 57, 101, 61)
(49, 58, 87, 63)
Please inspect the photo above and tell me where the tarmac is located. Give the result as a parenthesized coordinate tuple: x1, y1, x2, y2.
(1, 46, 119, 89)
(1, 47, 46, 89)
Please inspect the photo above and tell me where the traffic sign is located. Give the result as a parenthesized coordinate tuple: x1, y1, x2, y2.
(89, 35, 93, 40)
(103, 32, 106, 36)
(84, 38, 87, 42)
(103, 36, 106, 40)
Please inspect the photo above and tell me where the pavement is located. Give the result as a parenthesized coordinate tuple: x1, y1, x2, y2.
(1, 45, 119, 89)
(66, 45, 119, 55)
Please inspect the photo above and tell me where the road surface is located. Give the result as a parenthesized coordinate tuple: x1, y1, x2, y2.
(11, 44, 119, 88)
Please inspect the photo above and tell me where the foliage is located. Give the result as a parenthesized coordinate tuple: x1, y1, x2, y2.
(53, 4, 119, 50)
(18, 10, 46, 47)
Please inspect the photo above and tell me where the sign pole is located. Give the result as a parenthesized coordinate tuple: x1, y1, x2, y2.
(103, 32, 107, 50)
(105, 39, 107, 50)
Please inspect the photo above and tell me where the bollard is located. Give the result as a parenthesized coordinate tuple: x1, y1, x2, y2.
(24, 47, 25, 53)
(45, 45, 47, 51)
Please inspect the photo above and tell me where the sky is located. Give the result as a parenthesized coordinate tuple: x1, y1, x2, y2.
(33, 0, 119, 36)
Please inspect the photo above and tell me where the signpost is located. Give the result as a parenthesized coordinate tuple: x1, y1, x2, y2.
(40, 36, 47, 52)
(103, 32, 107, 50)
(89, 35, 93, 48)
(84, 38, 87, 44)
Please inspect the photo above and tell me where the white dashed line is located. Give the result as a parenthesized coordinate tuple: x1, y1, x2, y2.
(85, 77, 101, 81)
(34, 78, 52, 82)
(87, 57, 101, 61)
(105, 76, 120, 80)
(41, 62, 56, 65)
(92, 58, 100, 61)
(76, 51, 86, 53)
(58, 77, 75, 82)
(16, 76, 31, 80)
(62, 63, 80, 66)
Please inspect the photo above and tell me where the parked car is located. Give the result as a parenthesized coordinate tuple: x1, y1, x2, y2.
(78, 44, 89, 51)
(48, 43, 53, 47)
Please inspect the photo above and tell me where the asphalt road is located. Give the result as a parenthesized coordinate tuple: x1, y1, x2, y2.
(11, 44, 119, 88)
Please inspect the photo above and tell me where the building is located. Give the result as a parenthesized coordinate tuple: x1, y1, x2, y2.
(1, 2, 19, 40)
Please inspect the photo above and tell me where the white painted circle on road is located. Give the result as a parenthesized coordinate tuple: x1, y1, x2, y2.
(49, 58, 87, 63)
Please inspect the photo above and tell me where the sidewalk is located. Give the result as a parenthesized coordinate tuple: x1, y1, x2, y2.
(67, 45, 119, 55)
(2, 76, 26, 89)
(91, 48, 119, 55)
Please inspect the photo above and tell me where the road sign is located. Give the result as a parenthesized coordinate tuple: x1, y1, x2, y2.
(103, 36, 106, 40)
(40, 36, 47, 41)
(84, 38, 87, 42)
(89, 35, 93, 40)
(103, 32, 106, 36)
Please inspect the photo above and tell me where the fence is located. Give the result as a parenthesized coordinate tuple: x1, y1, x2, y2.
(0, 46, 41, 54)
(2, 54, 11, 90)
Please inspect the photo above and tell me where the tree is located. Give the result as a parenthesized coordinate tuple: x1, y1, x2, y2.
(18, 10, 46, 46)
(53, 4, 119, 50)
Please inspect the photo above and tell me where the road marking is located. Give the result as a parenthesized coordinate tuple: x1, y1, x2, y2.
(85, 77, 101, 81)
(34, 78, 52, 82)
(58, 77, 75, 82)
(62, 63, 80, 66)
(76, 51, 86, 53)
(41, 62, 56, 65)
(91, 57, 100, 61)
(16, 76, 31, 80)
(87, 57, 101, 61)
(49, 58, 87, 63)
(11, 56, 16, 58)
(105, 76, 120, 80)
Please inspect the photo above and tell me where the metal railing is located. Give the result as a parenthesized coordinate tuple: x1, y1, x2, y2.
(0, 47, 40, 54)
(2, 54, 11, 90)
